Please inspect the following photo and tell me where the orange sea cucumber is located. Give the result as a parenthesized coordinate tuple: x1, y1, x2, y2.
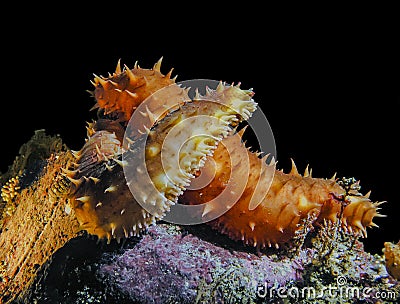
(180, 130, 383, 249)
(92, 57, 178, 123)
(68, 58, 384, 248)
(66, 63, 257, 242)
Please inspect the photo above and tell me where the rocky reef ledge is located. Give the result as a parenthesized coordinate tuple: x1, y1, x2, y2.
(28, 222, 399, 303)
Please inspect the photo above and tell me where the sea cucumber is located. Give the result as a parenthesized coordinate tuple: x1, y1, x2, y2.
(71, 58, 384, 248)
(66, 66, 257, 242)
(92, 57, 178, 123)
(181, 129, 383, 249)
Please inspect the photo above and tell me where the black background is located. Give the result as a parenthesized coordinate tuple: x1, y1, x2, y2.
(0, 12, 398, 254)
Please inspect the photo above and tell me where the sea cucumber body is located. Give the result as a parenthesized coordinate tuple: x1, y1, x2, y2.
(71, 58, 382, 247)
(93, 58, 177, 122)
(181, 131, 381, 248)
(68, 73, 257, 242)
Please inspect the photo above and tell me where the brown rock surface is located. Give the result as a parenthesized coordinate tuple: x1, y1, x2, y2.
(0, 132, 80, 303)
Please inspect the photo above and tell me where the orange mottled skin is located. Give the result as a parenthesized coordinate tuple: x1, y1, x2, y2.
(93, 58, 177, 123)
(69, 60, 258, 242)
(77, 58, 383, 248)
(181, 131, 382, 249)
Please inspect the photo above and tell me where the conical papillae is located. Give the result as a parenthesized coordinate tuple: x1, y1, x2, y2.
(92, 57, 182, 123)
(78, 58, 384, 247)
(181, 130, 384, 249)
(68, 59, 186, 241)
(67, 78, 257, 242)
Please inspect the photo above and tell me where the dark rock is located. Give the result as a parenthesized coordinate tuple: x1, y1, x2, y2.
(28, 223, 399, 304)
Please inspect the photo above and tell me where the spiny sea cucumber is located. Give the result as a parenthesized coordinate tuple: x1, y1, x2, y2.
(67, 58, 384, 249)
(181, 129, 383, 249)
(92, 57, 177, 123)
(66, 63, 257, 242)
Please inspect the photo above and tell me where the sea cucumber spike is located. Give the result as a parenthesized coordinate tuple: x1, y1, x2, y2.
(113, 159, 128, 167)
(194, 88, 201, 101)
(249, 221, 256, 231)
(105, 163, 114, 171)
(237, 125, 248, 138)
(85, 126, 96, 137)
(76, 196, 90, 203)
(353, 219, 366, 232)
(93, 74, 107, 87)
(126, 90, 138, 98)
(104, 186, 117, 193)
(90, 102, 100, 111)
(303, 164, 310, 177)
(108, 80, 118, 87)
(205, 86, 213, 97)
(111, 223, 116, 236)
(143, 125, 151, 135)
(165, 68, 174, 79)
(66, 176, 83, 187)
(374, 200, 386, 206)
(290, 158, 300, 176)
(125, 66, 139, 84)
(122, 226, 128, 238)
(70, 150, 80, 158)
(153, 56, 163, 72)
(61, 167, 77, 175)
(115, 59, 122, 74)
(89, 177, 100, 184)
(202, 204, 215, 217)
(370, 222, 379, 228)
